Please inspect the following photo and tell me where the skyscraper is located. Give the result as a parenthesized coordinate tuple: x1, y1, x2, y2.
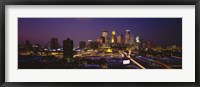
(63, 38, 74, 63)
(50, 38, 58, 49)
(135, 36, 140, 49)
(136, 36, 140, 43)
(125, 30, 130, 44)
(102, 31, 108, 43)
(111, 31, 116, 44)
(117, 35, 121, 44)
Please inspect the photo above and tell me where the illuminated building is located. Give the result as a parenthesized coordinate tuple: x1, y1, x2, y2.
(98, 37, 104, 47)
(102, 31, 108, 43)
(63, 38, 74, 63)
(117, 33, 124, 44)
(135, 36, 140, 49)
(111, 31, 116, 44)
(100, 33, 108, 48)
(50, 38, 58, 49)
(125, 30, 130, 44)
(136, 36, 140, 43)
(117, 35, 121, 44)
(24, 40, 32, 51)
(79, 41, 86, 49)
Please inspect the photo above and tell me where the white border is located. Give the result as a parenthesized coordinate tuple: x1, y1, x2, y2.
(5, 5, 195, 82)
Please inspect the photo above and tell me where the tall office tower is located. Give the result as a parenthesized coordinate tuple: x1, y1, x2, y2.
(63, 38, 74, 63)
(136, 36, 140, 43)
(111, 31, 116, 44)
(79, 41, 86, 49)
(24, 40, 32, 51)
(125, 30, 130, 44)
(102, 31, 108, 43)
(117, 35, 121, 44)
(50, 38, 58, 49)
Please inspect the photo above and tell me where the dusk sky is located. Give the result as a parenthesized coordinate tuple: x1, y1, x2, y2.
(18, 18, 182, 46)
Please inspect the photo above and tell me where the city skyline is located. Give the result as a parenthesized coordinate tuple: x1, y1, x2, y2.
(18, 18, 182, 46)
(18, 18, 182, 69)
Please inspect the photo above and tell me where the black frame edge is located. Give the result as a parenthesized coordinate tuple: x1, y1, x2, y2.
(2, 0, 200, 5)
(0, 0, 5, 87)
(195, 1, 200, 85)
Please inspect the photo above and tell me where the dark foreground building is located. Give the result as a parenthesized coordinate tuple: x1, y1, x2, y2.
(63, 38, 74, 63)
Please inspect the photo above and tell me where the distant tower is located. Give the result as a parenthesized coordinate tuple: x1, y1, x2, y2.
(125, 30, 130, 44)
(50, 38, 58, 49)
(111, 31, 116, 44)
(63, 38, 74, 63)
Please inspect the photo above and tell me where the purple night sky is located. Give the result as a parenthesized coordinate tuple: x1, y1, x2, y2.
(18, 18, 182, 46)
